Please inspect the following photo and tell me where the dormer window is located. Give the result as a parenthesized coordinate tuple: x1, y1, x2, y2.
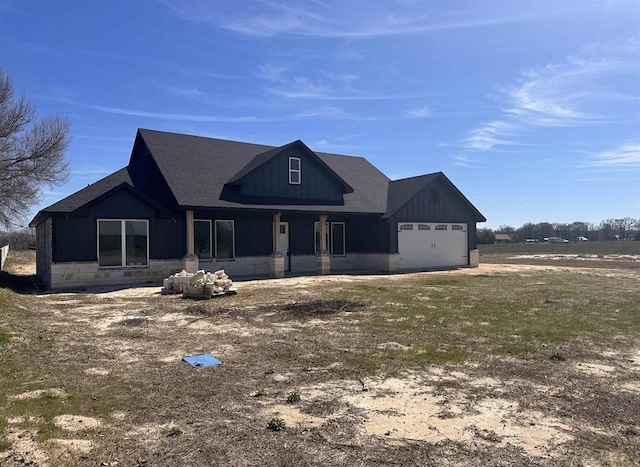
(289, 157, 301, 184)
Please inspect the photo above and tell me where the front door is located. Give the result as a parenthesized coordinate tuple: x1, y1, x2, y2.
(279, 222, 290, 271)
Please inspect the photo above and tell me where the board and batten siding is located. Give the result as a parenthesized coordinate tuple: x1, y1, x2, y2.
(52, 188, 184, 262)
(238, 147, 344, 202)
(388, 179, 481, 255)
(194, 211, 390, 257)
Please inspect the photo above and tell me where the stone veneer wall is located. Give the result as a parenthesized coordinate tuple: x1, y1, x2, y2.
(36, 219, 53, 288)
(330, 253, 400, 273)
(46, 250, 471, 289)
(49, 259, 184, 290)
(198, 256, 272, 277)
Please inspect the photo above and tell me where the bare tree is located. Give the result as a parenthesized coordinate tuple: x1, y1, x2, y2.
(0, 69, 70, 228)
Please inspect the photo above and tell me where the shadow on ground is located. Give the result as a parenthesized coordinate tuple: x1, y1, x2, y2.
(0, 270, 40, 294)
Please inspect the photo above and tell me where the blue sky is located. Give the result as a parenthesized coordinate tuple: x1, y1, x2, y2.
(1, 0, 639, 229)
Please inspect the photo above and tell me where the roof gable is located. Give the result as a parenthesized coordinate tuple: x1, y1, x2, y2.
(222, 140, 353, 205)
(135, 129, 389, 213)
(384, 172, 486, 222)
(28, 168, 170, 227)
(226, 140, 353, 193)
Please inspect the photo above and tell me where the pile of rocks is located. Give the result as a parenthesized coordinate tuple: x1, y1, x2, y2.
(162, 269, 237, 299)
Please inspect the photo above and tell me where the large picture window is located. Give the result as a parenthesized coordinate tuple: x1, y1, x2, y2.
(194, 220, 212, 260)
(215, 220, 235, 260)
(98, 219, 148, 267)
(314, 221, 345, 255)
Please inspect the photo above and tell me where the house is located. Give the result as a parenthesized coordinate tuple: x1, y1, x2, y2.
(494, 233, 518, 243)
(29, 129, 486, 289)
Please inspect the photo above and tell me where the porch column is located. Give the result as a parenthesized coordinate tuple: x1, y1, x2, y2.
(317, 213, 330, 275)
(270, 212, 284, 278)
(186, 210, 195, 254)
(273, 212, 281, 253)
(182, 209, 198, 273)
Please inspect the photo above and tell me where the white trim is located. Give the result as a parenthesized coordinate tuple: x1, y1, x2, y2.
(214, 219, 235, 260)
(289, 157, 301, 184)
(194, 219, 212, 260)
(97, 219, 149, 268)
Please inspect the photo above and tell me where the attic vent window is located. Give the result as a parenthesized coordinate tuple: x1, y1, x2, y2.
(289, 157, 301, 184)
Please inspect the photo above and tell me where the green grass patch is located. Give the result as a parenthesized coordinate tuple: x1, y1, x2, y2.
(0, 330, 10, 345)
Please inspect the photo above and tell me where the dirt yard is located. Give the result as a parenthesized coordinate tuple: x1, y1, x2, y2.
(1, 252, 639, 466)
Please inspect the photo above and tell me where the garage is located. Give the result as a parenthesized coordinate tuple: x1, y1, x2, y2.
(398, 223, 468, 269)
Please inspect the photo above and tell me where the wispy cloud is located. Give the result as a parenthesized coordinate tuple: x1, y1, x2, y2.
(404, 105, 431, 118)
(464, 121, 517, 151)
(93, 105, 269, 122)
(259, 69, 424, 102)
(452, 154, 474, 168)
(464, 41, 639, 151)
(70, 166, 116, 180)
(159, 0, 558, 39)
(164, 86, 206, 98)
(580, 142, 640, 168)
(92, 104, 385, 123)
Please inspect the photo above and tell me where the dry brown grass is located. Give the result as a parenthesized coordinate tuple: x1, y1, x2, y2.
(1, 253, 639, 466)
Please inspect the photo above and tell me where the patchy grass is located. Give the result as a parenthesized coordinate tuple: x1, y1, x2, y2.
(0, 257, 639, 465)
(480, 240, 640, 269)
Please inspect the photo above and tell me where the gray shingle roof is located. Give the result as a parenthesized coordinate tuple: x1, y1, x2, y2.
(29, 168, 134, 226)
(384, 172, 486, 221)
(136, 129, 388, 213)
(31, 129, 485, 225)
(385, 173, 440, 218)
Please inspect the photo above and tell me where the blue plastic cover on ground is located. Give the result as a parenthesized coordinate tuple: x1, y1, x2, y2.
(182, 354, 222, 367)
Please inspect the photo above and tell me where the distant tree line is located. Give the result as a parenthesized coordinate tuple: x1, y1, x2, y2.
(477, 218, 640, 244)
(0, 228, 35, 250)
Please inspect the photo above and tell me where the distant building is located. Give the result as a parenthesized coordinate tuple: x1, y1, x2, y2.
(495, 233, 518, 243)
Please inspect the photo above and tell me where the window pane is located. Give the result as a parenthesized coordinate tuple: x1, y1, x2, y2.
(289, 158, 300, 170)
(331, 223, 345, 255)
(215, 220, 234, 259)
(290, 171, 300, 184)
(125, 221, 148, 266)
(99, 220, 122, 267)
(194, 221, 211, 260)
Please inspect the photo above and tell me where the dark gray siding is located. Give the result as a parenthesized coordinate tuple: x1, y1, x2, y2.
(392, 179, 477, 223)
(52, 189, 181, 262)
(195, 211, 390, 257)
(238, 147, 344, 203)
(468, 223, 478, 250)
(388, 179, 482, 254)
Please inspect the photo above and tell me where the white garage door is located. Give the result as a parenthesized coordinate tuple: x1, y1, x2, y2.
(398, 223, 468, 269)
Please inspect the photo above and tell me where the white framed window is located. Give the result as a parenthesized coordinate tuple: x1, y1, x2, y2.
(289, 157, 301, 184)
(435, 224, 448, 230)
(314, 222, 346, 255)
(314, 221, 329, 254)
(418, 224, 431, 230)
(452, 224, 464, 231)
(194, 220, 212, 260)
(215, 220, 235, 260)
(399, 224, 413, 230)
(98, 219, 148, 268)
(331, 222, 346, 256)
